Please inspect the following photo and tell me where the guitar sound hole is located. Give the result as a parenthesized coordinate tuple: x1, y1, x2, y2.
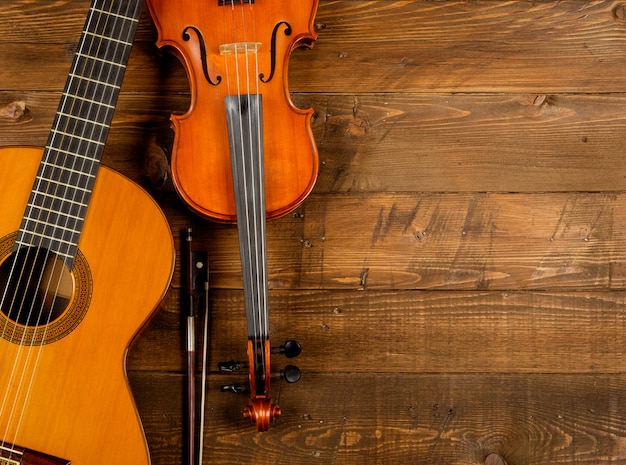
(0, 247, 72, 327)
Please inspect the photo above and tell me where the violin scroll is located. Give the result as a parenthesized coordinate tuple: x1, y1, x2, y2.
(244, 399, 281, 432)
(219, 339, 302, 431)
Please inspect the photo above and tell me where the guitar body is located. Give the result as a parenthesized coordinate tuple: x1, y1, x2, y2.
(0, 147, 174, 464)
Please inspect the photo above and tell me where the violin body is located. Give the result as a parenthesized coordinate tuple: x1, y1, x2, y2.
(146, 0, 319, 222)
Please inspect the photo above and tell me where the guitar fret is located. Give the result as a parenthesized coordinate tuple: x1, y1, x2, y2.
(32, 191, 89, 208)
(36, 176, 92, 193)
(84, 31, 133, 47)
(90, 8, 140, 23)
(68, 73, 120, 90)
(50, 129, 105, 146)
(24, 218, 81, 236)
(62, 93, 115, 109)
(15, 237, 75, 258)
(76, 52, 128, 69)
(57, 111, 109, 128)
(41, 159, 97, 177)
(43, 150, 100, 166)
(26, 203, 83, 222)
(64, 80, 117, 109)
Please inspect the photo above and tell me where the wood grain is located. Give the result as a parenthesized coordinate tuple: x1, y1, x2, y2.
(5, 91, 626, 193)
(4, 1, 626, 93)
(128, 288, 626, 374)
(3, 0, 626, 463)
(150, 193, 626, 291)
(130, 371, 626, 465)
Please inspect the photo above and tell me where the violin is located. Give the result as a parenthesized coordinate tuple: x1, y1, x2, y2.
(146, 0, 319, 432)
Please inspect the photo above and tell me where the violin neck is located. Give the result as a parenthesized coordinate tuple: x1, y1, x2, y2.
(225, 94, 270, 341)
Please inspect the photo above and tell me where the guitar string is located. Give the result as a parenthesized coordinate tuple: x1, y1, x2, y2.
(0, 0, 107, 448)
(1, 0, 124, 450)
(0, 2, 114, 450)
(0, 0, 134, 452)
(13, 0, 137, 446)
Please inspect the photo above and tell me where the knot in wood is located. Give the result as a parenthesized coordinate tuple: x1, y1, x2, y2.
(0, 100, 26, 120)
(613, 3, 626, 22)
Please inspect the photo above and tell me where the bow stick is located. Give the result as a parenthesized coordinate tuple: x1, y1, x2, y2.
(184, 228, 209, 465)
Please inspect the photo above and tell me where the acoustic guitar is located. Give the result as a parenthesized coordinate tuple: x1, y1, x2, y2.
(0, 1, 174, 464)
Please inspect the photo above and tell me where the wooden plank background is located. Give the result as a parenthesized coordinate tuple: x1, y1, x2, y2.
(2, 0, 626, 464)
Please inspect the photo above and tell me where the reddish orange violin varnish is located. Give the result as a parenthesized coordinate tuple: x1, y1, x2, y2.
(147, 0, 319, 431)
(146, 0, 319, 222)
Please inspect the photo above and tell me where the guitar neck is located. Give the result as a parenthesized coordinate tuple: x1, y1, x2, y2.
(16, 0, 144, 267)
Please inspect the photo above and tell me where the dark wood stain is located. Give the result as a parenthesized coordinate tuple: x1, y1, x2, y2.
(2, 0, 626, 463)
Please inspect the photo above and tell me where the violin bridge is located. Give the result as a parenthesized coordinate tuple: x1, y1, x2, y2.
(218, 0, 254, 6)
(219, 42, 262, 56)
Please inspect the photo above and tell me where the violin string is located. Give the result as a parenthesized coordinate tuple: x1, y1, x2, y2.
(0, 0, 133, 450)
(227, 2, 262, 369)
(244, 0, 270, 394)
(242, 0, 267, 378)
(250, 3, 270, 394)
(248, 0, 269, 369)
(225, 1, 269, 403)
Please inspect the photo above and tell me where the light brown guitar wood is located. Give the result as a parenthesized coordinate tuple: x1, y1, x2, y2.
(0, 147, 174, 464)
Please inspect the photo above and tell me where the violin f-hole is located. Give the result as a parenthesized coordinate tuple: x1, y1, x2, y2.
(182, 26, 222, 86)
(184, 21, 292, 87)
(259, 21, 292, 84)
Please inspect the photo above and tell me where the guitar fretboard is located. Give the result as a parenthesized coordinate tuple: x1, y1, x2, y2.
(16, 0, 144, 267)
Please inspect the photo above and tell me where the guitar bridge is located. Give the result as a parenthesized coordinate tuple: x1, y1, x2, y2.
(0, 445, 70, 465)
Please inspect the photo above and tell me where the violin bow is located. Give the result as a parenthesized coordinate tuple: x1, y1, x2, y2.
(184, 228, 209, 465)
